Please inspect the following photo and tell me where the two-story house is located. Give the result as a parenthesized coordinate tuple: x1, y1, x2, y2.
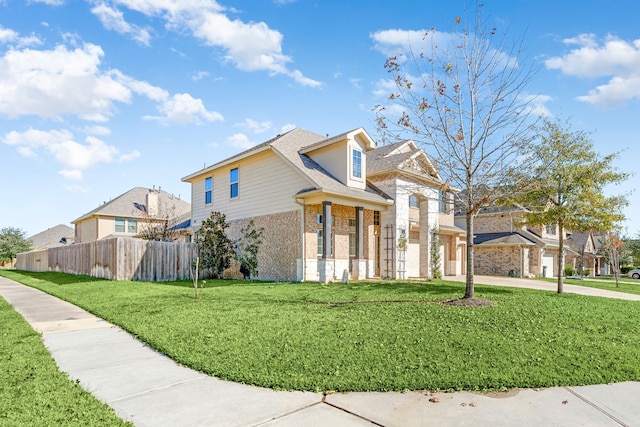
(182, 127, 465, 282)
(72, 187, 191, 243)
(454, 204, 569, 278)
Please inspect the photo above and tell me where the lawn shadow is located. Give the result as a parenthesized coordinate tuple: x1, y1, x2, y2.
(8, 270, 108, 285)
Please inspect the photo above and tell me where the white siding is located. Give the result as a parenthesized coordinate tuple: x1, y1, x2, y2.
(189, 150, 310, 228)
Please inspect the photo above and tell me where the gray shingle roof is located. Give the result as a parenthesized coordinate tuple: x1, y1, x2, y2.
(72, 187, 191, 223)
(28, 224, 74, 249)
(269, 129, 393, 205)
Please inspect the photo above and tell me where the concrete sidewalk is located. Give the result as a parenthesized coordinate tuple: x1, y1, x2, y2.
(1, 275, 639, 427)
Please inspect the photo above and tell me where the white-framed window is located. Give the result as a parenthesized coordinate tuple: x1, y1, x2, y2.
(409, 194, 419, 208)
(230, 168, 239, 198)
(128, 219, 138, 234)
(317, 229, 334, 257)
(317, 214, 334, 225)
(205, 177, 212, 205)
(352, 149, 362, 179)
(115, 217, 125, 233)
(348, 218, 356, 228)
(438, 189, 449, 213)
(546, 224, 556, 235)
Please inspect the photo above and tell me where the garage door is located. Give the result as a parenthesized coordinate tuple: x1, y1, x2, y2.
(542, 255, 554, 277)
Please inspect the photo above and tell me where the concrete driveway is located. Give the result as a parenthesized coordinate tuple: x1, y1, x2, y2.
(447, 274, 640, 301)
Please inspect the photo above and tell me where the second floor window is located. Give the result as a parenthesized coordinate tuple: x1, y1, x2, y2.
(546, 224, 556, 235)
(438, 189, 449, 213)
(230, 168, 239, 198)
(352, 149, 362, 179)
(115, 217, 125, 233)
(409, 195, 419, 208)
(205, 177, 212, 205)
(128, 219, 138, 234)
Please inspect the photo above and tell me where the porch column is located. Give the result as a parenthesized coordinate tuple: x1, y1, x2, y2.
(352, 206, 366, 280)
(319, 201, 334, 283)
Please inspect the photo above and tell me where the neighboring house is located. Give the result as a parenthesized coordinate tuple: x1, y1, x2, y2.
(454, 204, 570, 278)
(28, 224, 75, 249)
(72, 187, 191, 243)
(566, 231, 604, 276)
(182, 127, 465, 283)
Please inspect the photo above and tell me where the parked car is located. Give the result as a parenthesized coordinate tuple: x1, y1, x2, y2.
(628, 269, 640, 279)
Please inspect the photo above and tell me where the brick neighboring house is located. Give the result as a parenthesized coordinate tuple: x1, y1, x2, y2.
(72, 187, 191, 243)
(182, 127, 465, 283)
(566, 231, 604, 276)
(454, 204, 570, 278)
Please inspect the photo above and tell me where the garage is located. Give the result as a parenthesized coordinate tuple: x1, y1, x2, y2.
(542, 254, 554, 277)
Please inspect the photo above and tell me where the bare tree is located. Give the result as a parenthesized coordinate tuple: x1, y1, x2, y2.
(598, 230, 625, 287)
(375, 4, 538, 299)
(135, 200, 180, 241)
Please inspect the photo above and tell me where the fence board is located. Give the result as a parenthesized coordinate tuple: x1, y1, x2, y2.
(16, 237, 199, 282)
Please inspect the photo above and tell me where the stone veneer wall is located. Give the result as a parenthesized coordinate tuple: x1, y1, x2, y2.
(474, 246, 523, 276)
(474, 212, 526, 234)
(226, 210, 301, 281)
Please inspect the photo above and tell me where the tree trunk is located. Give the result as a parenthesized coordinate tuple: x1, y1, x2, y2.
(557, 221, 564, 294)
(464, 213, 475, 299)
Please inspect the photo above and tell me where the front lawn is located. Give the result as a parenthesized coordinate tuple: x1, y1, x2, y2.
(0, 288, 131, 426)
(2, 270, 640, 393)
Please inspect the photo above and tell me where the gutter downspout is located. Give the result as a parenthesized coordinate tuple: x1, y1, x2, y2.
(295, 198, 306, 282)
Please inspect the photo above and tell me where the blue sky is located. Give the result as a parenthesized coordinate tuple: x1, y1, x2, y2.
(0, 0, 638, 237)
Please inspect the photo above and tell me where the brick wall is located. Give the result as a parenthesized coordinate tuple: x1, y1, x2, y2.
(474, 246, 523, 276)
(227, 210, 301, 281)
(474, 212, 526, 234)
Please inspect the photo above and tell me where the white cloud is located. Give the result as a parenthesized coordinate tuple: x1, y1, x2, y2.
(0, 40, 220, 124)
(0, 26, 18, 43)
(102, 0, 320, 86)
(236, 118, 272, 134)
(517, 94, 553, 118)
(118, 150, 141, 162)
(0, 43, 131, 120)
(145, 93, 223, 124)
(31, 0, 65, 5)
(371, 29, 430, 59)
(2, 128, 139, 180)
(82, 125, 112, 136)
(0, 25, 43, 47)
(59, 169, 83, 180)
(372, 78, 399, 98)
(91, 3, 151, 46)
(226, 133, 255, 150)
(545, 34, 640, 108)
(191, 70, 209, 81)
(280, 123, 295, 133)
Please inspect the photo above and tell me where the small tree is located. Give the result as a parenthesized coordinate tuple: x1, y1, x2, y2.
(430, 225, 442, 279)
(375, 4, 538, 299)
(198, 212, 235, 279)
(598, 230, 625, 287)
(515, 118, 629, 294)
(0, 227, 32, 267)
(136, 202, 180, 241)
(234, 220, 264, 279)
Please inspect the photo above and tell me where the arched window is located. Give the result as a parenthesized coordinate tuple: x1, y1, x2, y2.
(409, 194, 419, 208)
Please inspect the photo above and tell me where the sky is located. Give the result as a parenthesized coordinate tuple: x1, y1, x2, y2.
(0, 0, 639, 237)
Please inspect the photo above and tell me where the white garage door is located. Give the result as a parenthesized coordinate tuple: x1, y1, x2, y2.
(542, 255, 554, 277)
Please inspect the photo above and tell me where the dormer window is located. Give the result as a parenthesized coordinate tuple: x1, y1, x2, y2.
(352, 149, 362, 179)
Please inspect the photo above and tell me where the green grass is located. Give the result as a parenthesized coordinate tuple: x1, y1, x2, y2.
(2, 270, 640, 393)
(540, 276, 640, 296)
(0, 286, 131, 426)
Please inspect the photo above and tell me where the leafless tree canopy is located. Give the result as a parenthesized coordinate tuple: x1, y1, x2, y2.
(375, 4, 539, 298)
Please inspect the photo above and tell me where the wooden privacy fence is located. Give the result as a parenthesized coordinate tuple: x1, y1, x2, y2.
(16, 237, 199, 282)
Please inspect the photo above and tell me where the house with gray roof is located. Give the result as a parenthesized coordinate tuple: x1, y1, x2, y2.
(454, 202, 570, 278)
(28, 224, 75, 250)
(182, 128, 465, 282)
(71, 187, 191, 243)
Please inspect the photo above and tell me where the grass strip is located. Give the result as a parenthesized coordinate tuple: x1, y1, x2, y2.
(0, 289, 131, 426)
(2, 270, 640, 393)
